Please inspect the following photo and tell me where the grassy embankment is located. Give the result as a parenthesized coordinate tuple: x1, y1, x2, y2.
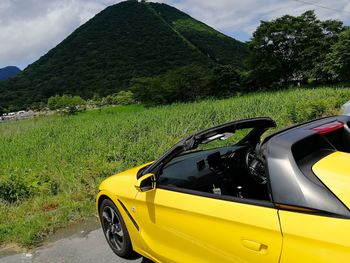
(1, 87, 350, 246)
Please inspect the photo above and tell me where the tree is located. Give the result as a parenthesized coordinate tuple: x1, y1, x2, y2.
(47, 95, 85, 114)
(101, 95, 117, 106)
(115, 91, 135, 105)
(131, 65, 213, 106)
(131, 75, 172, 106)
(299, 14, 343, 81)
(210, 66, 242, 95)
(29, 101, 46, 111)
(248, 10, 344, 88)
(323, 29, 350, 81)
(47, 96, 61, 110)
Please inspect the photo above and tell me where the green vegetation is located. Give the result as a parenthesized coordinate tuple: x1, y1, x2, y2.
(248, 11, 345, 87)
(1, 3, 350, 245)
(1, 3, 349, 114)
(112, 91, 135, 105)
(1, 87, 350, 246)
(48, 95, 86, 115)
(97, 90, 135, 106)
(131, 64, 241, 106)
(0, 1, 248, 113)
(150, 3, 249, 67)
(45, 91, 135, 113)
(324, 29, 350, 81)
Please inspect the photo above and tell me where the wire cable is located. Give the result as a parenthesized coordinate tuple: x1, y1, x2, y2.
(290, 0, 350, 15)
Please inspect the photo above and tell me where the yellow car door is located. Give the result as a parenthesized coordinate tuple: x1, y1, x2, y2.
(134, 188, 282, 263)
(278, 151, 350, 262)
(278, 211, 350, 262)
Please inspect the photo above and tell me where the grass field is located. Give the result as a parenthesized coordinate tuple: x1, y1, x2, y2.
(1, 87, 350, 246)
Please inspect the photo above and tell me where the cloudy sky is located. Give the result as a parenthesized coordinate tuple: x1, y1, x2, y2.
(1, 0, 350, 69)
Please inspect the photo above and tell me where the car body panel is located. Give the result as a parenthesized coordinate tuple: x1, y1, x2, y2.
(134, 188, 282, 263)
(96, 163, 159, 261)
(98, 162, 153, 194)
(265, 115, 350, 217)
(278, 210, 350, 262)
(97, 115, 350, 262)
(313, 151, 350, 208)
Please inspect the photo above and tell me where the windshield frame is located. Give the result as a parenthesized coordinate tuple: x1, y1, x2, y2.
(138, 117, 276, 179)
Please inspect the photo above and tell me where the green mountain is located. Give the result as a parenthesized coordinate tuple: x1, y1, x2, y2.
(0, 0, 249, 112)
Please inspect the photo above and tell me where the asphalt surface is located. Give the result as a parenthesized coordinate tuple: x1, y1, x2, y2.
(0, 220, 152, 263)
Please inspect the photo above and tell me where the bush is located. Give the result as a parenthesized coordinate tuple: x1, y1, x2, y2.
(47, 95, 86, 114)
(99, 91, 135, 106)
(0, 173, 58, 204)
(115, 91, 135, 105)
(0, 175, 32, 203)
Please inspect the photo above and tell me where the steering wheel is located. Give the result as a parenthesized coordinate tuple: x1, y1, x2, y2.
(245, 147, 267, 185)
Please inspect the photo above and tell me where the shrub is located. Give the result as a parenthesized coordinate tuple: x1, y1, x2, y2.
(0, 175, 33, 203)
(47, 95, 86, 114)
(115, 91, 135, 105)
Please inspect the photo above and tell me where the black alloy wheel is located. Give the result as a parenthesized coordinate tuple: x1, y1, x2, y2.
(99, 198, 133, 257)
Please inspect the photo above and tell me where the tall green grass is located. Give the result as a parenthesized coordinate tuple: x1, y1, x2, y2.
(1, 87, 350, 246)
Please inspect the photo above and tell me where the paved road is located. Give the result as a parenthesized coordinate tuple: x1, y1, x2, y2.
(0, 221, 152, 263)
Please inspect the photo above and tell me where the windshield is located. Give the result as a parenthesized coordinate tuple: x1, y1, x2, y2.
(195, 128, 253, 151)
(140, 118, 275, 178)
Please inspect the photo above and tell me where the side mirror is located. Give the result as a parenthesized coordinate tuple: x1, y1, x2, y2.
(135, 173, 156, 192)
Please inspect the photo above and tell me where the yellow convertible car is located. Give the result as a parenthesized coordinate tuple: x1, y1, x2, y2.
(96, 116, 350, 262)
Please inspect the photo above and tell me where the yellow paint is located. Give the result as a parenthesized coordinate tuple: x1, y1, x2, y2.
(96, 162, 157, 261)
(96, 152, 350, 262)
(97, 163, 282, 262)
(278, 151, 350, 262)
(133, 189, 282, 262)
(278, 210, 350, 262)
(313, 151, 350, 208)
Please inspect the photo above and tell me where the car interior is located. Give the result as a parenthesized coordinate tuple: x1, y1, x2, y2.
(157, 119, 350, 203)
(157, 144, 271, 202)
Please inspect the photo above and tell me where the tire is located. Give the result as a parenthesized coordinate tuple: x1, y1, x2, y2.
(99, 198, 134, 258)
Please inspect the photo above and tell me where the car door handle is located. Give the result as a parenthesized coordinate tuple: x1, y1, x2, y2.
(241, 239, 268, 253)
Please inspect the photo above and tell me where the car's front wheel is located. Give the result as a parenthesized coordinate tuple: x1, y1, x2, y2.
(99, 198, 133, 258)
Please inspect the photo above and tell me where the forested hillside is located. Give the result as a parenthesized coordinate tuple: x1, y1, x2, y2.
(0, 0, 248, 113)
(150, 3, 249, 67)
(1, 1, 349, 114)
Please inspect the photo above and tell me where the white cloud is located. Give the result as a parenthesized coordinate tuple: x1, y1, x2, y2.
(169, 0, 350, 38)
(0, 0, 349, 69)
(0, 0, 118, 69)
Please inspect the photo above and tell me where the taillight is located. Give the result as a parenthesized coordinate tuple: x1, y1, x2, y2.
(312, 121, 344, 134)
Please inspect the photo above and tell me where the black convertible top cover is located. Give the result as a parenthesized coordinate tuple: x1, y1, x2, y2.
(264, 115, 350, 217)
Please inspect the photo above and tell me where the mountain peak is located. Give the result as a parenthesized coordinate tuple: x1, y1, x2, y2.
(0, 66, 21, 81)
(0, 0, 249, 112)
